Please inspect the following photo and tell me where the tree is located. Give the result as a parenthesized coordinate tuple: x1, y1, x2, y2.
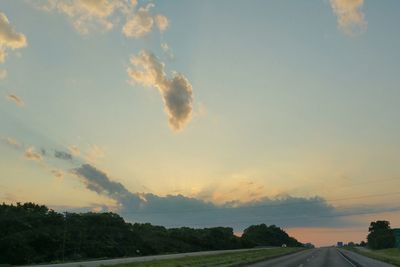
(0, 202, 304, 265)
(367, 220, 395, 249)
(241, 224, 302, 247)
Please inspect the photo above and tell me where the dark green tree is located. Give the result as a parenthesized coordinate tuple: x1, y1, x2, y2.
(367, 220, 395, 249)
(0, 202, 303, 265)
(241, 224, 302, 247)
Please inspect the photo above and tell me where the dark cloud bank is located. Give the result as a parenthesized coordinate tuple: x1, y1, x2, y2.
(71, 164, 393, 230)
(1, 132, 395, 230)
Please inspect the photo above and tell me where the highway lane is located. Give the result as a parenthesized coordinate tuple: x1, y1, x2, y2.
(245, 247, 395, 267)
(25, 248, 268, 267)
(23, 247, 395, 267)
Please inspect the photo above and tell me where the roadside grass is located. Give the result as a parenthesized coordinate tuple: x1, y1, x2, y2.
(109, 247, 304, 267)
(349, 247, 400, 266)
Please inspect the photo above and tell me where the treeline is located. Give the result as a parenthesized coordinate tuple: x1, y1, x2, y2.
(0, 202, 303, 265)
(342, 220, 398, 250)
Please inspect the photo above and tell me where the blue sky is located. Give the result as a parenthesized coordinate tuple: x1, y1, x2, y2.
(1, 0, 400, 246)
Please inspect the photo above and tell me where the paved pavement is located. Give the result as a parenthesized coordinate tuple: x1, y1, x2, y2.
(25, 248, 264, 267)
(24, 247, 396, 267)
(245, 247, 395, 267)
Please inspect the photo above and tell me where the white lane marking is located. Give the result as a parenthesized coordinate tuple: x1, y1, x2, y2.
(337, 249, 356, 267)
(299, 264, 303, 267)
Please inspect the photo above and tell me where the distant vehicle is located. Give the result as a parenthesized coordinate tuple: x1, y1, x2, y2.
(282, 244, 287, 248)
(337, 242, 343, 247)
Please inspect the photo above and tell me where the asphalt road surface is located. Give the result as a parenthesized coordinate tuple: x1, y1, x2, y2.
(25, 247, 395, 267)
(246, 247, 395, 267)
(27, 248, 263, 267)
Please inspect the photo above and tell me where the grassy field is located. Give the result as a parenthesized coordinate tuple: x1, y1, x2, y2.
(350, 247, 400, 266)
(110, 247, 304, 267)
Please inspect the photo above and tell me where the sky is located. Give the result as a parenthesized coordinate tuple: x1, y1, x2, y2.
(1, 0, 400, 247)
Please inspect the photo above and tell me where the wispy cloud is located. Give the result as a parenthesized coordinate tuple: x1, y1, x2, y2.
(85, 144, 105, 163)
(33, 0, 168, 37)
(68, 144, 80, 156)
(161, 42, 174, 59)
(54, 150, 73, 160)
(330, 0, 366, 35)
(0, 12, 27, 63)
(34, 0, 137, 34)
(24, 146, 43, 161)
(1, 136, 21, 149)
(122, 3, 168, 38)
(5, 93, 24, 107)
(51, 169, 64, 180)
(128, 50, 193, 131)
(0, 69, 7, 80)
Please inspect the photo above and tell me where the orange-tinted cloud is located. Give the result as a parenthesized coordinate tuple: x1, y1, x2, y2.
(35, 0, 136, 34)
(2, 137, 21, 149)
(122, 3, 168, 38)
(25, 147, 42, 161)
(0, 12, 27, 63)
(330, 0, 366, 35)
(6, 93, 24, 107)
(68, 144, 80, 156)
(0, 69, 7, 79)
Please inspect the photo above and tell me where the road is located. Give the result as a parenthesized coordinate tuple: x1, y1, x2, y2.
(25, 247, 395, 267)
(245, 247, 395, 267)
(26, 248, 264, 267)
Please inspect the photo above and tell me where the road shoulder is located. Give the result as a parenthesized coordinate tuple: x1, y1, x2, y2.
(339, 248, 396, 267)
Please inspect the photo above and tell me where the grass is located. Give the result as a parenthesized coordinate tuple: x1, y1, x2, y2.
(109, 247, 304, 267)
(349, 247, 400, 266)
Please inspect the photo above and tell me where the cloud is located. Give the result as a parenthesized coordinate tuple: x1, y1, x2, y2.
(194, 102, 207, 118)
(0, 50, 5, 63)
(155, 14, 168, 32)
(0, 12, 27, 63)
(34, 1, 167, 37)
(73, 164, 142, 209)
(128, 50, 193, 131)
(5, 94, 24, 107)
(54, 150, 73, 160)
(24, 147, 42, 161)
(122, 3, 168, 38)
(36, 0, 137, 34)
(85, 144, 105, 162)
(330, 0, 366, 35)
(68, 144, 80, 156)
(161, 42, 173, 59)
(0, 69, 7, 80)
(122, 4, 153, 38)
(51, 169, 64, 179)
(1, 137, 21, 149)
(71, 163, 395, 229)
(40, 148, 47, 156)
